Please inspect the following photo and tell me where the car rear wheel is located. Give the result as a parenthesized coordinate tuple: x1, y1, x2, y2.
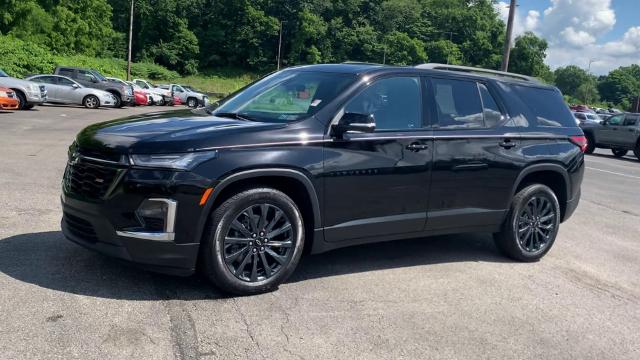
(612, 148, 628, 158)
(584, 134, 595, 154)
(202, 188, 305, 295)
(494, 184, 560, 262)
(83, 95, 100, 109)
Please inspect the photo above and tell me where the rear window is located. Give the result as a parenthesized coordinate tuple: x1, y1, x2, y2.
(512, 85, 576, 127)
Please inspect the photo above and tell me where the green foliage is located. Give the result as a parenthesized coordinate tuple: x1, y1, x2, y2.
(554, 65, 591, 97)
(598, 66, 640, 106)
(0, 35, 56, 77)
(381, 31, 427, 65)
(509, 32, 553, 81)
(425, 40, 463, 65)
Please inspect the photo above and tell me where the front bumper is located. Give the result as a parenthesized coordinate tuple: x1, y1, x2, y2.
(0, 98, 20, 110)
(61, 196, 199, 276)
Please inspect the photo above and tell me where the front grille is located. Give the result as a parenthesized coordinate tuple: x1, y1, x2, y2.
(63, 160, 122, 199)
(63, 212, 98, 242)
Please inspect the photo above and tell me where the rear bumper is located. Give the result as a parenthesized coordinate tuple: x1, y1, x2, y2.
(61, 197, 199, 276)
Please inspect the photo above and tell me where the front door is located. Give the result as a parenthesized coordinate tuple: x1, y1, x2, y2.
(56, 77, 83, 104)
(426, 77, 522, 230)
(323, 76, 433, 242)
(599, 114, 624, 145)
(619, 115, 640, 147)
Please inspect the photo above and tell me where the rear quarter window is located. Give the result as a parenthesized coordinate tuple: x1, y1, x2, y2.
(512, 85, 576, 127)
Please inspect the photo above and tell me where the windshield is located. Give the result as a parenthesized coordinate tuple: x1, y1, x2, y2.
(0, 69, 8, 77)
(91, 70, 107, 81)
(214, 70, 357, 123)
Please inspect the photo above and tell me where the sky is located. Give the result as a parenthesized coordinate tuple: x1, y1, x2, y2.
(494, 0, 640, 75)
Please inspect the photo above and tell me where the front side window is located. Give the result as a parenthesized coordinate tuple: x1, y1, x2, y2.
(0, 69, 9, 77)
(432, 78, 484, 129)
(344, 77, 422, 130)
(215, 71, 356, 123)
(608, 115, 624, 125)
(78, 70, 96, 82)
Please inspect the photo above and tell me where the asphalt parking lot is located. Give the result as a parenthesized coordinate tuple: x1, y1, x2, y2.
(1, 105, 639, 360)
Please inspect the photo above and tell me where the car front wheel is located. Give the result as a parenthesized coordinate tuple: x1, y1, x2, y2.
(612, 148, 628, 157)
(494, 184, 560, 262)
(634, 143, 640, 161)
(585, 134, 596, 154)
(202, 188, 305, 295)
(83, 95, 100, 109)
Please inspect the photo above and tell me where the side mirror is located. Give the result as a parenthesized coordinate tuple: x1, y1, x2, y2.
(72, 84, 80, 89)
(332, 112, 376, 138)
(91, 77, 98, 83)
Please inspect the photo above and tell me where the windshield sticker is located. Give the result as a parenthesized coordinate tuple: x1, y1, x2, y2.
(310, 99, 322, 107)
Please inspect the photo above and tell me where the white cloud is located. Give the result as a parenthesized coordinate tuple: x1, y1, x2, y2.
(495, 0, 640, 75)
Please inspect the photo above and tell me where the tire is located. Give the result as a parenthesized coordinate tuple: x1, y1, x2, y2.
(187, 97, 197, 108)
(494, 184, 561, 262)
(585, 133, 596, 154)
(109, 92, 122, 108)
(202, 188, 305, 295)
(83, 95, 100, 109)
(612, 148, 628, 158)
(157, 97, 165, 106)
(14, 91, 28, 110)
(634, 143, 640, 161)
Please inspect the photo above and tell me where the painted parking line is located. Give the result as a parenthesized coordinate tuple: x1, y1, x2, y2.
(586, 166, 640, 180)
(586, 157, 640, 171)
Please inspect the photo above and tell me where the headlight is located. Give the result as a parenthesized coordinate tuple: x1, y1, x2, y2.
(28, 84, 39, 93)
(130, 150, 218, 170)
(0, 91, 6, 97)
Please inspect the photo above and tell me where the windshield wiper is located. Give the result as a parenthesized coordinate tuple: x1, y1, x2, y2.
(214, 112, 255, 121)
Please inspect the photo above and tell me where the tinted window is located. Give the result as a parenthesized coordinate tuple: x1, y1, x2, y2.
(58, 69, 74, 78)
(432, 78, 483, 129)
(512, 85, 576, 127)
(345, 77, 422, 130)
(608, 115, 624, 125)
(479, 84, 502, 127)
(58, 77, 76, 86)
(624, 116, 638, 126)
(78, 70, 96, 82)
(575, 113, 586, 120)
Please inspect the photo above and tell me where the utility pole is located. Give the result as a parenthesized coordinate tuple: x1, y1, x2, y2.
(127, 0, 134, 81)
(501, 0, 517, 72)
(277, 20, 284, 71)
(587, 58, 596, 73)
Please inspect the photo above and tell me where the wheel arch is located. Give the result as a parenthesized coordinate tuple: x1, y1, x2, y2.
(10, 88, 28, 109)
(511, 164, 570, 220)
(195, 168, 321, 253)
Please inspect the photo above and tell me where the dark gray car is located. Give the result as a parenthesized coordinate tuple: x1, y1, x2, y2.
(581, 112, 640, 160)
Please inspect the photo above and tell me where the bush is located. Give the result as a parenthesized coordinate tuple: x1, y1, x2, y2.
(0, 34, 178, 80)
(0, 35, 56, 77)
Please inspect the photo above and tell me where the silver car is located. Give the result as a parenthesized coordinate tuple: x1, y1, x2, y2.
(26, 75, 117, 109)
(160, 84, 208, 108)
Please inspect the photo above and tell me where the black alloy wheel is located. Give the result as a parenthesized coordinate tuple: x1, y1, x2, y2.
(202, 188, 305, 295)
(223, 204, 294, 282)
(612, 148, 628, 158)
(494, 184, 560, 261)
(515, 196, 557, 253)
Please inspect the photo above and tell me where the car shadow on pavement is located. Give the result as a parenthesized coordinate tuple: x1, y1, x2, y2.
(0, 231, 508, 300)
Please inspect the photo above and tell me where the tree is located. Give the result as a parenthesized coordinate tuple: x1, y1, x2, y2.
(381, 31, 427, 65)
(554, 65, 591, 98)
(425, 40, 462, 65)
(509, 32, 553, 81)
(598, 67, 640, 106)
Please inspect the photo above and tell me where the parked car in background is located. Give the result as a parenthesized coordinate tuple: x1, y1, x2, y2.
(27, 75, 117, 109)
(581, 112, 640, 160)
(54, 67, 132, 108)
(133, 79, 173, 105)
(159, 84, 207, 108)
(573, 111, 603, 124)
(569, 104, 594, 113)
(127, 81, 162, 105)
(173, 95, 182, 106)
(0, 87, 20, 110)
(0, 68, 47, 110)
(106, 77, 137, 106)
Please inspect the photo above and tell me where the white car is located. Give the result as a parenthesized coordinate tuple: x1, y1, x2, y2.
(27, 75, 117, 109)
(573, 111, 603, 125)
(127, 81, 163, 105)
(0, 68, 47, 110)
(133, 79, 173, 105)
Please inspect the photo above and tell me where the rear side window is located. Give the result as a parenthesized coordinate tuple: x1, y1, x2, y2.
(58, 69, 74, 78)
(432, 78, 484, 129)
(479, 84, 503, 127)
(624, 116, 638, 126)
(512, 85, 576, 127)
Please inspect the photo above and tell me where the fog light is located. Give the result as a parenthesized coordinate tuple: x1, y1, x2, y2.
(135, 198, 177, 233)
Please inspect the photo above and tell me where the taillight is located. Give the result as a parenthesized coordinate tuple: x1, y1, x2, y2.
(569, 135, 588, 152)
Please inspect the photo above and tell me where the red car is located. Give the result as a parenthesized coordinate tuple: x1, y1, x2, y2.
(173, 96, 182, 106)
(132, 89, 148, 106)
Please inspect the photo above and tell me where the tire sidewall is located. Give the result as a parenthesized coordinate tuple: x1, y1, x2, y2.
(207, 189, 305, 294)
(15, 91, 27, 110)
(84, 95, 99, 109)
(509, 184, 561, 260)
(188, 98, 197, 108)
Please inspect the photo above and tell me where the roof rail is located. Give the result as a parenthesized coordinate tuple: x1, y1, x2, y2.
(415, 63, 538, 83)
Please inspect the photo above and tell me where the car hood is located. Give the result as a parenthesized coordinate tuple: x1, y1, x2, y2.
(75, 109, 288, 155)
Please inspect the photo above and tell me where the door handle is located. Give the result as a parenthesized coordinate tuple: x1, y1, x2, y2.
(406, 143, 429, 152)
(499, 139, 517, 149)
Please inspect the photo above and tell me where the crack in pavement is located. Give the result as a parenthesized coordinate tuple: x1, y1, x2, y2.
(231, 297, 266, 360)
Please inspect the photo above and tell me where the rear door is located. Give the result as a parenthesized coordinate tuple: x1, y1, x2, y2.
(425, 77, 522, 230)
(33, 76, 60, 101)
(323, 75, 433, 242)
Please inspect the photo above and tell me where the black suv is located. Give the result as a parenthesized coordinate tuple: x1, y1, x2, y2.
(581, 112, 640, 160)
(61, 64, 585, 295)
(53, 67, 133, 107)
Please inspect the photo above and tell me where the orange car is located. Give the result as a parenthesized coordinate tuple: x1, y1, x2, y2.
(0, 87, 20, 110)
